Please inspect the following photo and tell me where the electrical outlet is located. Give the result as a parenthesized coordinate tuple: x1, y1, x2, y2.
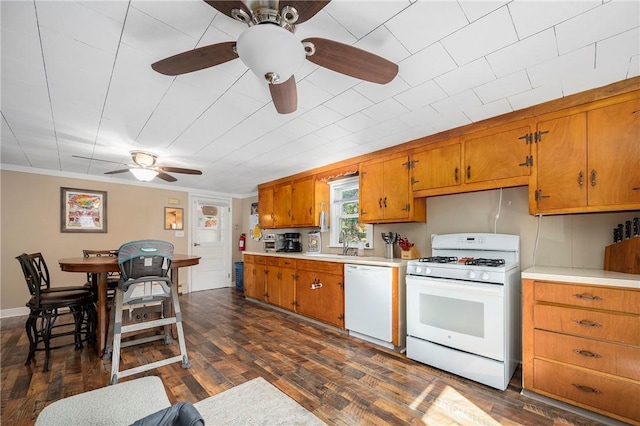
(175, 231, 185, 237)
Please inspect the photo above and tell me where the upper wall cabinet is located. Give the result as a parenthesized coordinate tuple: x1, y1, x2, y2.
(462, 122, 532, 185)
(531, 95, 640, 214)
(411, 139, 462, 192)
(360, 153, 426, 223)
(258, 176, 328, 229)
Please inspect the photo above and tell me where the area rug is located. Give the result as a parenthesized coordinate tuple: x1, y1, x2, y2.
(194, 377, 325, 425)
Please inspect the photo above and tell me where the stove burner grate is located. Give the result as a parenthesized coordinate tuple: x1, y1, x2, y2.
(465, 258, 506, 267)
(419, 256, 458, 263)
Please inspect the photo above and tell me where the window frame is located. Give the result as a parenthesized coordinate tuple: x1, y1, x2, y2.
(328, 176, 374, 249)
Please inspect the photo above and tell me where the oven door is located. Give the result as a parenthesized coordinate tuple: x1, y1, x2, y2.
(407, 275, 504, 361)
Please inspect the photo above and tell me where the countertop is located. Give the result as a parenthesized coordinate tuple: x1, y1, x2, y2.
(242, 251, 407, 268)
(522, 266, 640, 289)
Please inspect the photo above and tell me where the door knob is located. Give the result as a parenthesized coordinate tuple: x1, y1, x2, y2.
(194, 243, 201, 247)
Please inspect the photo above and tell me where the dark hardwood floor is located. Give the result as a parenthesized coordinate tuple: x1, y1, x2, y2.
(1, 288, 610, 425)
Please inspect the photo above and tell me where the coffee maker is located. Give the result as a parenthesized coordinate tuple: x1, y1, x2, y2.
(280, 232, 301, 252)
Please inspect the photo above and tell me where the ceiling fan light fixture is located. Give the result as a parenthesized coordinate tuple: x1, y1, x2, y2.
(131, 150, 157, 167)
(236, 24, 305, 85)
(130, 168, 158, 182)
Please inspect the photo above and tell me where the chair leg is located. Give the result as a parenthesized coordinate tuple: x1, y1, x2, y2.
(42, 311, 54, 373)
(170, 289, 190, 369)
(110, 289, 125, 385)
(71, 307, 84, 350)
(24, 315, 37, 366)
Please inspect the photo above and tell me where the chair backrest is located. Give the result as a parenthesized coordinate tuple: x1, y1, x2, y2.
(117, 240, 173, 282)
(16, 253, 50, 303)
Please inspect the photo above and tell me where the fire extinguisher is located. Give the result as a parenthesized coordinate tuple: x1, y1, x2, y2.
(239, 233, 246, 251)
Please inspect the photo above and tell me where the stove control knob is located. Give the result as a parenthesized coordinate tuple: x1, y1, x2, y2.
(415, 266, 422, 274)
(481, 272, 490, 280)
(425, 267, 431, 274)
(468, 271, 477, 279)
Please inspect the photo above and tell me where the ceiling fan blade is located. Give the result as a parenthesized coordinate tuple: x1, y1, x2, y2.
(203, 1, 249, 19)
(283, 1, 330, 24)
(269, 76, 297, 114)
(151, 42, 239, 76)
(156, 171, 178, 182)
(303, 38, 398, 84)
(157, 166, 202, 175)
(104, 169, 130, 175)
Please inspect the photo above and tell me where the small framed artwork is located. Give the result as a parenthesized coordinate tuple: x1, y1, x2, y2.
(60, 187, 107, 233)
(164, 207, 184, 230)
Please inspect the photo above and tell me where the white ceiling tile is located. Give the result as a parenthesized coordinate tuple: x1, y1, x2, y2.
(385, 1, 468, 54)
(458, 1, 509, 22)
(354, 25, 410, 65)
(397, 43, 457, 86)
(324, 89, 373, 116)
(434, 58, 496, 96)
(555, 1, 639, 55)
(297, 80, 334, 111)
(507, 81, 564, 111)
(474, 70, 531, 104)
(442, 6, 518, 65)
(295, 9, 356, 45)
(463, 98, 512, 122)
(361, 99, 409, 122)
(354, 76, 411, 104)
(431, 90, 481, 116)
(131, 1, 215, 40)
(304, 66, 361, 96)
(324, 1, 409, 40)
(312, 124, 352, 141)
(394, 80, 448, 110)
(527, 45, 595, 88)
(336, 112, 378, 133)
(596, 27, 640, 80)
(397, 105, 441, 129)
(301, 105, 344, 127)
(486, 29, 558, 78)
(508, 1, 600, 40)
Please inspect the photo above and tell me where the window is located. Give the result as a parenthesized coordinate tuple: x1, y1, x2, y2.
(329, 177, 373, 249)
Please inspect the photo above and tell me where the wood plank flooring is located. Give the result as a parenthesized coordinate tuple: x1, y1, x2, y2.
(1, 288, 611, 425)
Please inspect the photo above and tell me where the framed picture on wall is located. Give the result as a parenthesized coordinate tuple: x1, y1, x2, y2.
(60, 187, 107, 233)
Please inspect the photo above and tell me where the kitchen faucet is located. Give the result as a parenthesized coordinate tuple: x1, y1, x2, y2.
(341, 230, 351, 256)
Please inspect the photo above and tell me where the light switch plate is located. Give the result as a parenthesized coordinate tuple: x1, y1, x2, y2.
(175, 231, 185, 237)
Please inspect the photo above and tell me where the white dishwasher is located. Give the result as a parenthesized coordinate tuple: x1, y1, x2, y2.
(344, 264, 394, 349)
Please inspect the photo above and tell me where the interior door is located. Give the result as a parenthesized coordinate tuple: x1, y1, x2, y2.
(190, 197, 231, 292)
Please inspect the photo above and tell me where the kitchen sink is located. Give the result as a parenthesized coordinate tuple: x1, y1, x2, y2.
(302, 253, 357, 259)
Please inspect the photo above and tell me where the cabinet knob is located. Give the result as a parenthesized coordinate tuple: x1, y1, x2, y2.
(572, 384, 601, 394)
(573, 293, 602, 301)
(590, 169, 597, 187)
(573, 349, 601, 359)
(573, 319, 602, 328)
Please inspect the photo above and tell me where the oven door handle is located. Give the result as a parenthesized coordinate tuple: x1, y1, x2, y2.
(407, 276, 503, 297)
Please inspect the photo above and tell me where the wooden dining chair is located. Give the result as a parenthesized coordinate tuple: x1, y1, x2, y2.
(83, 249, 120, 300)
(16, 252, 96, 372)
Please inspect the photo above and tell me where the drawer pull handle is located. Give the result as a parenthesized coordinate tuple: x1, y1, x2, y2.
(573, 293, 602, 301)
(573, 349, 601, 358)
(573, 319, 602, 328)
(572, 384, 601, 394)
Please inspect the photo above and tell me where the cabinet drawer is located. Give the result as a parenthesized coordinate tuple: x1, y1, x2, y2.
(534, 329, 640, 381)
(534, 281, 640, 314)
(534, 304, 640, 345)
(533, 359, 640, 423)
(266, 257, 279, 266)
(278, 258, 296, 268)
(296, 260, 343, 275)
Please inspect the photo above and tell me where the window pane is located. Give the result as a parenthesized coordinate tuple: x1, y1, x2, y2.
(341, 201, 359, 215)
(340, 218, 368, 243)
(341, 188, 358, 199)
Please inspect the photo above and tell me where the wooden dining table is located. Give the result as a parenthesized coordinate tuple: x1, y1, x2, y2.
(58, 254, 200, 357)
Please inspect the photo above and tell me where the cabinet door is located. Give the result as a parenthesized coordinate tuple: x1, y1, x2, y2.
(382, 155, 411, 220)
(279, 266, 296, 311)
(258, 187, 274, 228)
(273, 183, 292, 227)
(464, 125, 531, 183)
(535, 113, 587, 211)
(295, 269, 319, 319)
(314, 272, 344, 328)
(244, 262, 265, 301)
(359, 161, 385, 221)
(588, 98, 640, 206)
(412, 143, 461, 191)
(291, 177, 314, 226)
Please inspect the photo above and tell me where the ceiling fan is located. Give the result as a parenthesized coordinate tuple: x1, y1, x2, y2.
(151, 0, 399, 114)
(73, 151, 202, 182)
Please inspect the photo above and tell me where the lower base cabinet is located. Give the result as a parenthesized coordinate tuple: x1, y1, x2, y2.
(244, 256, 345, 329)
(522, 278, 640, 424)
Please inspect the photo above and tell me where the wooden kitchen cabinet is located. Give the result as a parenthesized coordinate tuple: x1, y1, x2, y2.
(360, 153, 425, 223)
(461, 122, 532, 185)
(290, 176, 314, 226)
(273, 183, 292, 227)
(258, 187, 274, 228)
(522, 278, 640, 424)
(265, 257, 296, 311)
(531, 95, 640, 214)
(411, 140, 462, 192)
(243, 255, 267, 301)
(295, 260, 344, 328)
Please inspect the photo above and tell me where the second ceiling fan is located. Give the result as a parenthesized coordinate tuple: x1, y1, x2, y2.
(151, 0, 399, 114)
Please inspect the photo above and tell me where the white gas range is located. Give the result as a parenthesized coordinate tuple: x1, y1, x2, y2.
(406, 233, 521, 391)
